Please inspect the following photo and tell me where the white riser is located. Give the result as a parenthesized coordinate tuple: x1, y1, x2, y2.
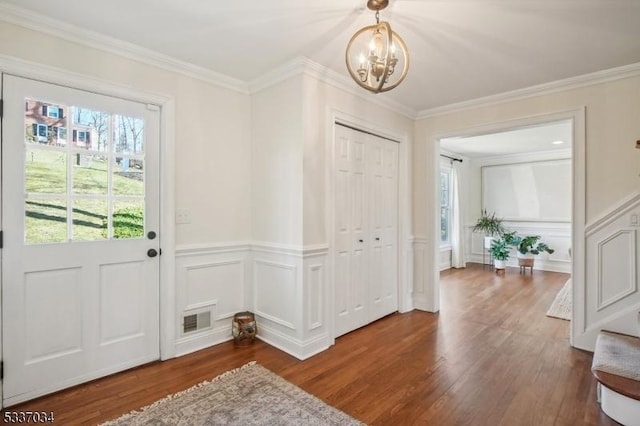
(600, 383, 640, 426)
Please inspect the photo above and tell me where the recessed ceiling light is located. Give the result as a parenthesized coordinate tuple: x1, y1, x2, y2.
(551, 140, 565, 145)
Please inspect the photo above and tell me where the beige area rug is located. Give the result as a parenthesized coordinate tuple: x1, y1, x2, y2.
(546, 279, 572, 320)
(101, 362, 364, 426)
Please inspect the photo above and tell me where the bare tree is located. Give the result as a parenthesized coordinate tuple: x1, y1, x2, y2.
(123, 116, 143, 153)
(89, 111, 109, 151)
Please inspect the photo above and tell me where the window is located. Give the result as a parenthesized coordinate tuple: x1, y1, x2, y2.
(440, 168, 452, 245)
(44, 105, 62, 118)
(36, 123, 48, 142)
(24, 97, 147, 244)
(73, 129, 90, 145)
(77, 130, 88, 143)
(53, 127, 67, 144)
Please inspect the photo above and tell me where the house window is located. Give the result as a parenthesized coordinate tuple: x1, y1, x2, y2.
(77, 130, 88, 143)
(53, 127, 67, 144)
(43, 105, 62, 118)
(73, 130, 90, 145)
(440, 168, 452, 245)
(36, 123, 48, 142)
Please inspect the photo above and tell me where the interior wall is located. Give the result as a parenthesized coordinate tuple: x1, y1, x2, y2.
(251, 76, 304, 246)
(0, 21, 253, 247)
(465, 150, 572, 272)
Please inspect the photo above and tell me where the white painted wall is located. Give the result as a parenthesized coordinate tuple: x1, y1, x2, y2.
(251, 76, 304, 246)
(0, 21, 253, 246)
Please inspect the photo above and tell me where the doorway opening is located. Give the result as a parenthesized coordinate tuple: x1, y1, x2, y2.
(436, 118, 574, 322)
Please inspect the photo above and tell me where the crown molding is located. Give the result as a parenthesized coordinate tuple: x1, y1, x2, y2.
(0, 3, 249, 95)
(416, 62, 640, 120)
(249, 56, 418, 120)
(6, 1, 637, 120)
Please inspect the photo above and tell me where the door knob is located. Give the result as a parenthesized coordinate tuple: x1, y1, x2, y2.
(358, 239, 364, 243)
(147, 248, 158, 258)
(375, 237, 380, 241)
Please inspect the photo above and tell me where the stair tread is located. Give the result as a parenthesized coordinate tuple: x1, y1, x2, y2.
(592, 331, 640, 400)
(593, 370, 640, 400)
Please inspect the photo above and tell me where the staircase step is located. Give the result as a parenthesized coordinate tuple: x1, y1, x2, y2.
(592, 330, 640, 400)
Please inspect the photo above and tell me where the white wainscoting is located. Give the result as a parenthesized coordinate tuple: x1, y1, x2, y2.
(575, 192, 640, 350)
(412, 237, 436, 311)
(251, 243, 330, 360)
(174, 242, 330, 359)
(439, 247, 452, 271)
(174, 243, 251, 357)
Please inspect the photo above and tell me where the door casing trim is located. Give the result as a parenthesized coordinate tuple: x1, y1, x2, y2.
(0, 54, 176, 409)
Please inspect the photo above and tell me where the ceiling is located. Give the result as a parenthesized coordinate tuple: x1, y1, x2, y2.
(440, 120, 572, 158)
(2, 0, 640, 113)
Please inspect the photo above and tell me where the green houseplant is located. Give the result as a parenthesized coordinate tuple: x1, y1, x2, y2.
(472, 210, 506, 249)
(489, 237, 510, 270)
(472, 209, 506, 236)
(505, 232, 555, 270)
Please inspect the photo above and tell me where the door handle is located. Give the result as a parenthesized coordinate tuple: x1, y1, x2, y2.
(358, 239, 364, 243)
(147, 248, 158, 258)
(375, 237, 380, 241)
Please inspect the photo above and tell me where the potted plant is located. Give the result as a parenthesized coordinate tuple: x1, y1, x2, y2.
(472, 209, 506, 249)
(489, 237, 510, 270)
(506, 233, 555, 269)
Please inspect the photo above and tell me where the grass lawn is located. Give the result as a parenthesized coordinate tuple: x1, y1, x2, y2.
(25, 148, 145, 243)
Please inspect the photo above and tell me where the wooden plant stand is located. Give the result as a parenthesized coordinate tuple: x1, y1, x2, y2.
(519, 258, 534, 275)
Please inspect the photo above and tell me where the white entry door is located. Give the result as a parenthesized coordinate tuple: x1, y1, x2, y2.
(334, 124, 398, 337)
(1, 75, 160, 406)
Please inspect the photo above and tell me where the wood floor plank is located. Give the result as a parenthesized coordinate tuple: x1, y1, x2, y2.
(1, 263, 617, 425)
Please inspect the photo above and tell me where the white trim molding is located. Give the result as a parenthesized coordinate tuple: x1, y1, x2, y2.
(4, 2, 640, 123)
(417, 62, 640, 119)
(249, 57, 417, 120)
(596, 230, 637, 311)
(0, 3, 248, 94)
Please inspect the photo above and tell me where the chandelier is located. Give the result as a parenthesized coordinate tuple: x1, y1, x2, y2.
(345, 0, 409, 93)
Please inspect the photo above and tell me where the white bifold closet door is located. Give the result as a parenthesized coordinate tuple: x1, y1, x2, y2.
(334, 124, 398, 338)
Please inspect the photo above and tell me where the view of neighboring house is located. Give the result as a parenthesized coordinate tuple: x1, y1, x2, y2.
(24, 99, 96, 148)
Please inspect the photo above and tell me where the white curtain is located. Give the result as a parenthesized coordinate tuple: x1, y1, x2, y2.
(451, 161, 467, 268)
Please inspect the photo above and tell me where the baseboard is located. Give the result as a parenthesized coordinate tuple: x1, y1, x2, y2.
(174, 326, 233, 357)
(256, 323, 331, 360)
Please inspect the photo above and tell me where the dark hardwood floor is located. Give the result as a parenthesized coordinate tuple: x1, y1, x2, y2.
(2, 263, 616, 425)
